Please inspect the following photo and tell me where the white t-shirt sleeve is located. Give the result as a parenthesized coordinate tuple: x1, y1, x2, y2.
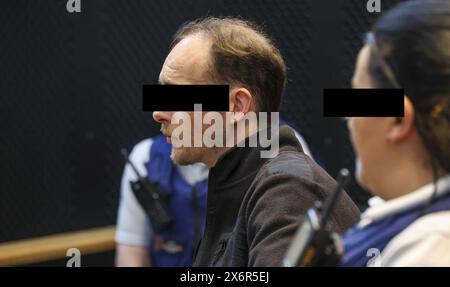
(372, 211, 450, 267)
(115, 138, 154, 247)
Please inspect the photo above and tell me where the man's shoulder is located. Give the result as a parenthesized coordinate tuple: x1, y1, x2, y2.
(247, 149, 359, 233)
(260, 150, 328, 184)
(247, 150, 337, 206)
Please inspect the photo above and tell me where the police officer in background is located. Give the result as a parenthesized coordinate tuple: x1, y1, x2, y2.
(340, 0, 450, 266)
(115, 134, 209, 267)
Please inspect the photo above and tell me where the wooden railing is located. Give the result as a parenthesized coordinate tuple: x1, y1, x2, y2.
(0, 226, 116, 266)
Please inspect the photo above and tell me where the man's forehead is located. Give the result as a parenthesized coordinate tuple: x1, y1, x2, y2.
(160, 34, 211, 84)
(353, 45, 372, 87)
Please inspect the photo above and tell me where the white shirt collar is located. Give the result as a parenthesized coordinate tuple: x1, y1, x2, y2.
(177, 163, 209, 186)
(358, 174, 450, 228)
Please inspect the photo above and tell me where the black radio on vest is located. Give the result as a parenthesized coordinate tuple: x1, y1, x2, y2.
(121, 148, 173, 231)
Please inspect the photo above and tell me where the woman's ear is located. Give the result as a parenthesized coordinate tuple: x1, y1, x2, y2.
(229, 87, 253, 123)
(388, 96, 415, 143)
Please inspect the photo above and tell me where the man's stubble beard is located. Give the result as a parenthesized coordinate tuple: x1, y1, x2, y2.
(170, 146, 207, 166)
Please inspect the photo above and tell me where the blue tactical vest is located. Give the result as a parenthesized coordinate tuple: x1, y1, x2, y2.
(144, 135, 208, 267)
(340, 188, 450, 267)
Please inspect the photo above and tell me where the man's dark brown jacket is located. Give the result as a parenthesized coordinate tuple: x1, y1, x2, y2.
(193, 125, 360, 266)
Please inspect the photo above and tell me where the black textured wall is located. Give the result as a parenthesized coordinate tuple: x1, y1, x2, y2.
(0, 0, 403, 245)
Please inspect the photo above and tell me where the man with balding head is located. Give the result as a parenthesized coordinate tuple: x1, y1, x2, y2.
(153, 17, 360, 266)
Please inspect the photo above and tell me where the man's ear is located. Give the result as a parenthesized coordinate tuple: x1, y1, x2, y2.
(388, 96, 415, 143)
(229, 87, 253, 122)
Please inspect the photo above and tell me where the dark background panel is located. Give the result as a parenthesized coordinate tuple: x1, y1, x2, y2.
(0, 0, 403, 265)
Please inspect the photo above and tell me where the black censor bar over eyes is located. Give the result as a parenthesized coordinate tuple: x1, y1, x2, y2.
(143, 84, 229, 111)
(323, 89, 404, 117)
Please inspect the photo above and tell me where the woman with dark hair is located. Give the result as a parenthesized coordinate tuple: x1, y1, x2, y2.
(340, 0, 450, 266)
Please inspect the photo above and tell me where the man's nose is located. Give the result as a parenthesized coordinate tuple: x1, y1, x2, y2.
(153, 111, 172, 124)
